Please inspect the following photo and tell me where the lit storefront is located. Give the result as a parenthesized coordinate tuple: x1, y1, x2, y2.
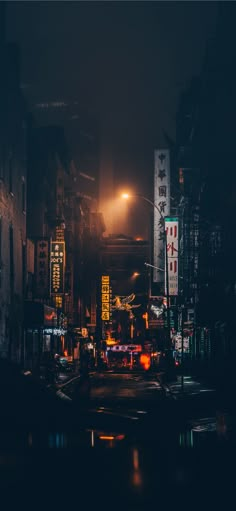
(24, 302, 66, 371)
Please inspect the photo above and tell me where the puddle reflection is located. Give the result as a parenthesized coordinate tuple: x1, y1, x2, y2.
(130, 447, 143, 489)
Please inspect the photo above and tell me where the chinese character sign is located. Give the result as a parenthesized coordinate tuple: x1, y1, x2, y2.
(101, 275, 111, 322)
(153, 149, 171, 283)
(165, 217, 179, 296)
(50, 241, 65, 295)
(35, 238, 50, 298)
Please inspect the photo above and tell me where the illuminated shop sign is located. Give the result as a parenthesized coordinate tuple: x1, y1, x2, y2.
(107, 344, 142, 352)
(50, 241, 65, 295)
(101, 275, 110, 321)
(148, 296, 165, 329)
(165, 217, 179, 296)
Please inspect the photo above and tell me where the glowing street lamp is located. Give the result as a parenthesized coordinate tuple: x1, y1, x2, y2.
(131, 272, 141, 278)
(121, 192, 171, 350)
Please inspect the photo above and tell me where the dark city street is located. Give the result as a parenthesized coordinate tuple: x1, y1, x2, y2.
(1, 1, 236, 509)
(1, 363, 236, 509)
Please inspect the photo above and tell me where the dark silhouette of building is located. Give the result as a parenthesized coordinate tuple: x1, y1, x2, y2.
(174, 2, 236, 372)
(0, 5, 29, 362)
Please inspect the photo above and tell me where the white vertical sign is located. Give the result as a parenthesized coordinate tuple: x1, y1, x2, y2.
(153, 149, 171, 283)
(165, 217, 179, 296)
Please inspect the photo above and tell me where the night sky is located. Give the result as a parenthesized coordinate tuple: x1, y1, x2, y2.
(6, 1, 218, 234)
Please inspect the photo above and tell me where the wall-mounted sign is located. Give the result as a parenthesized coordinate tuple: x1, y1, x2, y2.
(165, 217, 179, 296)
(55, 226, 65, 242)
(35, 238, 50, 298)
(101, 275, 110, 321)
(153, 149, 171, 283)
(50, 241, 65, 295)
(148, 296, 165, 329)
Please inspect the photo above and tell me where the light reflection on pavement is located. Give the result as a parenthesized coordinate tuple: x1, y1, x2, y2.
(54, 370, 236, 450)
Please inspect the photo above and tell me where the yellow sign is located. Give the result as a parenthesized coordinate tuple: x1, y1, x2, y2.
(102, 311, 110, 321)
(102, 303, 110, 312)
(102, 285, 109, 294)
(101, 275, 110, 321)
(102, 276, 109, 283)
(102, 293, 110, 302)
(106, 338, 117, 346)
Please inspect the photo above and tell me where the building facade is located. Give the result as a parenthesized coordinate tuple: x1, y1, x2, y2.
(0, 35, 28, 362)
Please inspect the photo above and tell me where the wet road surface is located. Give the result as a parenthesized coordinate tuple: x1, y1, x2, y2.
(1, 367, 236, 509)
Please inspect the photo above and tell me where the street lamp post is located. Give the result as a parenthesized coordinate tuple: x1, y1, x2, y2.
(121, 193, 171, 351)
